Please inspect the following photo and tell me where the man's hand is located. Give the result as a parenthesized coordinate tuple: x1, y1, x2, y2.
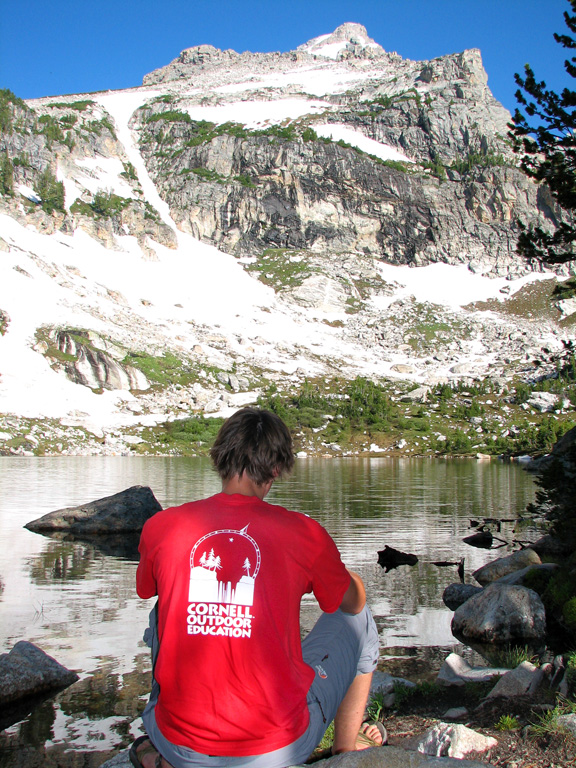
(339, 569, 366, 615)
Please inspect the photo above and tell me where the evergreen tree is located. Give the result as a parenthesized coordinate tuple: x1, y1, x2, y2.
(510, 0, 576, 265)
(36, 166, 65, 214)
(0, 152, 13, 196)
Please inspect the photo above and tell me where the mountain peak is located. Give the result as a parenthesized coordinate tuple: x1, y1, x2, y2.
(297, 23, 385, 60)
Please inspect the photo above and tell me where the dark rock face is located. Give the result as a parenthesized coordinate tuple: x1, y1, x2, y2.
(0, 641, 78, 705)
(24, 485, 162, 534)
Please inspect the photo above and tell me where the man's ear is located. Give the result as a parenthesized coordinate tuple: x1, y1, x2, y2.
(271, 467, 280, 478)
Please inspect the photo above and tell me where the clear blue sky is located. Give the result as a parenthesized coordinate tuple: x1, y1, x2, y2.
(1, 0, 573, 114)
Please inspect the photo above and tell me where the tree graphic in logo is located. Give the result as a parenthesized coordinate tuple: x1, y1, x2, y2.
(189, 525, 260, 605)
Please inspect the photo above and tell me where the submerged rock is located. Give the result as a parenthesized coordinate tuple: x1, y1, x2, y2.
(0, 641, 78, 705)
(24, 485, 162, 534)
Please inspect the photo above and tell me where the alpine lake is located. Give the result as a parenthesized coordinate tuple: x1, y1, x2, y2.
(0, 455, 539, 766)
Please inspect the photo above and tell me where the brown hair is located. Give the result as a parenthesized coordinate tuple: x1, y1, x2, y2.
(209, 407, 294, 484)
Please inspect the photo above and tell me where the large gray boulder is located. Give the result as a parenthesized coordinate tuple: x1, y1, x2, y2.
(100, 746, 492, 768)
(451, 582, 547, 645)
(472, 548, 541, 586)
(0, 641, 78, 704)
(24, 485, 162, 534)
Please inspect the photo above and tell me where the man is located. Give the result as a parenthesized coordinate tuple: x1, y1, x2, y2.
(131, 407, 382, 768)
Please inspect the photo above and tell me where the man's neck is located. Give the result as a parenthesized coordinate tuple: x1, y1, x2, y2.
(221, 473, 273, 500)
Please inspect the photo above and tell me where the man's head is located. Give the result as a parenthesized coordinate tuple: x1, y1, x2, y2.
(210, 407, 294, 485)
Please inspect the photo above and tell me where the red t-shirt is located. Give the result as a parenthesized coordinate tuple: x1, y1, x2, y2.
(136, 492, 350, 757)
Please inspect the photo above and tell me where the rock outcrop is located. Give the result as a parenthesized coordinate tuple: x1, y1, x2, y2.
(0, 641, 78, 704)
(100, 746, 493, 768)
(24, 485, 162, 534)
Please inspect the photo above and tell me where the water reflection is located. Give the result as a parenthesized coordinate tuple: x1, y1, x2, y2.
(0, 456, 537, 762)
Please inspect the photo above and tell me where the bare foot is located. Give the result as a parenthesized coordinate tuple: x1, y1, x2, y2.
(355, 722, 386, 750)
(134, 738, 174, 768)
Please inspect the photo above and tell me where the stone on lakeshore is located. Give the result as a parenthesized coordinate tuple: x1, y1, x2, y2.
(442, 583, 483, 611)
(486, 661, 546, 699)
(101, 746, 492, 768)
(24, 485, 162, 534)
(400, 723, 498, 760)
(472, 548, 541, 586)
(494, 562, 559, 586)
(437, 653, 507, 687)
(0, 641, 78, 704)
(451, 583, 546, 645)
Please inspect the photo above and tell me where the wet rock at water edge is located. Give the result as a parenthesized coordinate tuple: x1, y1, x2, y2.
(451, 583, 546, 646)
(24, 485, 162, 534)
(0, 641, 78, 705)
(472, 547, 541, 586)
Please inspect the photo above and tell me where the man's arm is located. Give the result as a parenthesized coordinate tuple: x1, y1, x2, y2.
(338, 569, 366, 615)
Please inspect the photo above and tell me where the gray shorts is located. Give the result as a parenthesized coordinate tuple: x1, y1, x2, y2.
(141, 604, 379, 768)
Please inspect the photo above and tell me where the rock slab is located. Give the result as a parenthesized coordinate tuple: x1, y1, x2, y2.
(100, 746, 492, 768)
(437, 652, 507, 687)
(0, 641, 78, 704)
(24, 485, 162, 534)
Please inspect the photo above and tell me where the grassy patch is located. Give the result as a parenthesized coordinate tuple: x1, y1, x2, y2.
(46, 100, 96, 112)
(246, 249, 315, 291)
(122, 351, 196, 387)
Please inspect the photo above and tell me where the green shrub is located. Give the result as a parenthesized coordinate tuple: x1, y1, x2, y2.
(0, 153, 13, 196)
(146, 110, 192, 124)
(234, 173, 255, 188)
(191, 167, 224, 183)
(47, 100, 95, 111)
(37, 167, 65, 214)
(0, 88, 29, 133)
(495, 714, 521, 731)
(301, 127, 318, 142)
(71, 190, 130, 219)
(562, 596, 576, 632)
(450, 151, 509, 175)
(37, 114, 67, 146)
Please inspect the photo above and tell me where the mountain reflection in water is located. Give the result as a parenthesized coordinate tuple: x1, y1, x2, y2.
(0, 456, 537, 763)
